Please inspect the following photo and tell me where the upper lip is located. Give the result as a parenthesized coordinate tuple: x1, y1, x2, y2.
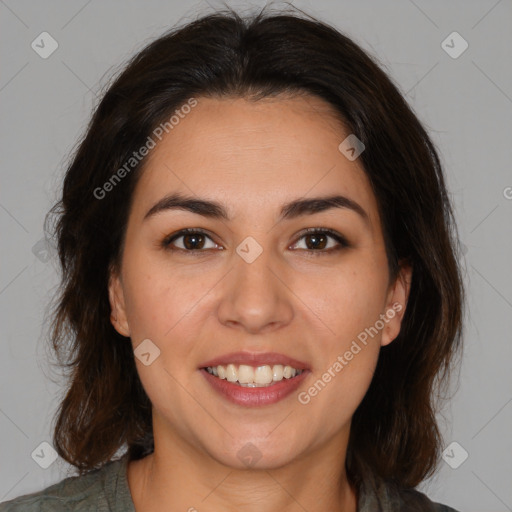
(200, 351, 310, 370)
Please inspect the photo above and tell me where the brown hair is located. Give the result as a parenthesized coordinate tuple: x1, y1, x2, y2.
(46, 5, 464, 489)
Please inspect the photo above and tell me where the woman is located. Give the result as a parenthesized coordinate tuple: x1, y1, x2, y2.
(0, 6, 464, 511)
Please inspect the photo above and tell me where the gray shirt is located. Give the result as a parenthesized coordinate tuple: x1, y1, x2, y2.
(0, 455, 460, 511)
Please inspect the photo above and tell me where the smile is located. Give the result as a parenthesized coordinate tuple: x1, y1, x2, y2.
(200, 365, 310, 406)
(205, 363, 304, 387)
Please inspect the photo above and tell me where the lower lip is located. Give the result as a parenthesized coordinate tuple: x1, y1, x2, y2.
(200, 368, 310, 407)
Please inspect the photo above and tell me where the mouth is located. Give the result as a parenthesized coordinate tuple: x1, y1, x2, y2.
(202, 363, 305, 387)
(199, 352, 310, 406)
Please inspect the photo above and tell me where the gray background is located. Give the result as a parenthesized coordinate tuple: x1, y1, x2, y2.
(1, 1, 511, 510)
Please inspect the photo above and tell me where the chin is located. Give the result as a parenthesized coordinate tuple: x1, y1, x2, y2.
(206, 435, 304, 471)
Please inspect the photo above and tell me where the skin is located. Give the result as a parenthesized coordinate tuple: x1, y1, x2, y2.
(109, 93, 412, 512)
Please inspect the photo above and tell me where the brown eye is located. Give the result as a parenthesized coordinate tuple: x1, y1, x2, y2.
(181, 232, 206, 250)
(290, 228, 349, 254)
(162, 229, 219, 252)
(162, 228, 348, 255)
(304, 232, 329, 250)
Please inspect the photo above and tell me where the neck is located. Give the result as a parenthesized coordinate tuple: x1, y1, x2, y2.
(127, 431, 358, 512)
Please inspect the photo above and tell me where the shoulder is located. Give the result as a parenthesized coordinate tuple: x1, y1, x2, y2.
(0, 456, 133, 512)
(357, 468, 462, 512)
(395, 485, 461, 512)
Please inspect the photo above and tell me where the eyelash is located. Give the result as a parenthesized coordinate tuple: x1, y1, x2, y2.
(161, 227, 350, 256)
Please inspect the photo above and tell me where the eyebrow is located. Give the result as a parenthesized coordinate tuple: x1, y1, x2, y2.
(143, 192, 370, 226)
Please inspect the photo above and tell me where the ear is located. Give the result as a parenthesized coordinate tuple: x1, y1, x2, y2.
(108, 264, 131, 337)
(380, 260, 412, 347)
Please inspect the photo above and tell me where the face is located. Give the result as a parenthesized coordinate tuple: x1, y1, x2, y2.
(109, 94, 411, 470)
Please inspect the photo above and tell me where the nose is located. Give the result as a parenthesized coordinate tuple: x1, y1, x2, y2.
(216, 246, 294, 335)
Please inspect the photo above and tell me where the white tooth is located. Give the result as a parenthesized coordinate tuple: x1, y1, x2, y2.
(237, 364, 255, 384)
(217, 365, 226, 379)
(272, 365, 284, 381)
(239, 381, 273, 387)
(254, 365, 273, 384)
(226, 363, 238, 383)
(212, 363, 301, 384)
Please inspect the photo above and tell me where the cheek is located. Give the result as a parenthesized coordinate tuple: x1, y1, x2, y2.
(297, 257, 389, 344)
(123, 272, 169, 338)
(296, 323, 381, 444)
(309, 346, 380, 432)
(122, 254, 203, 341)
(294, 254, 388, 406)
(120, 258, 205, 411)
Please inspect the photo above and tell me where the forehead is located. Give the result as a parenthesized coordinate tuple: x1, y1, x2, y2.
(130, 94, 379, 226)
